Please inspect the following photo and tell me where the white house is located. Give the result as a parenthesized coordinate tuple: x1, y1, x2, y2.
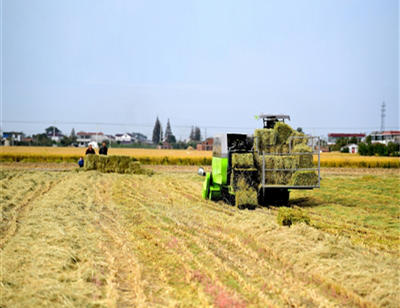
(77, 132, 107, 147)
(115, 133, 134, 143)
(341, 143, 359, 153)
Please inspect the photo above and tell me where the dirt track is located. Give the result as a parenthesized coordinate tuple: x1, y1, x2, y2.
(1, 167, 399, 307)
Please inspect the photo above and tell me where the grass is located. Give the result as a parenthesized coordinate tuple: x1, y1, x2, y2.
(289, 172, 400, 254)
(1, 164, 399, 307)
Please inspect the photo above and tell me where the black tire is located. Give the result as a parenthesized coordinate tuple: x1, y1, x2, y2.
(221, 187, 235, 206)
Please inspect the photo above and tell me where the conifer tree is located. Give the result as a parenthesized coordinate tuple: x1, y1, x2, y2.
(164, 119, 176, 143)
(152, 117, 163, 144)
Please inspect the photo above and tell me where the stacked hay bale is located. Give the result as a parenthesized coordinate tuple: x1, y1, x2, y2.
(84, 155, 153, 175)
(254, 123, 317, 186)
(289, 171, 319, 186)
(231, 153, 258, 208)
(235, 177, 258, 208)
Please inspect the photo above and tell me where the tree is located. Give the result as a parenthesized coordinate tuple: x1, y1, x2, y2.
(189, 126, 195, 140)
(152, 117, 163, 144)
(45, 126, 62, 136)
(164, 119, 176, 143)
(366, 135, 372, 145)
(332, 137, 348, 151)
(70, 128, 77, 142)
(194, 127, 201, 141)
(349, 137, 358, 144)
(33, 133, 52, 146)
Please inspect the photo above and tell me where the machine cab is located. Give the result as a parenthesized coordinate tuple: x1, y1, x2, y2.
(211, 133, 253, 186)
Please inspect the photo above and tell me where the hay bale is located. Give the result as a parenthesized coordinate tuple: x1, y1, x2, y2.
(262, 156, 286, 184)
(232, 153, 254, 168)
(254, 129, 276, 152)
(83, 154, 98, 171)
(288, 130, 308, 147)
(289, 171, 319, 186)
(277, 207, 310, 226)
(117, 156, 132, 173)
(235, 178, 258, 207)
(274, 122, 294, 145)
(230, 171, 256, 191)
(292, 144, 313, 168)
(187, 146, 194, 151)
(129, 161, 141, 171)
(84, 155, 152, 175)
(282, 155, 298, 183)
(292, 144, 312, 153)
(97, 155, 108, 173)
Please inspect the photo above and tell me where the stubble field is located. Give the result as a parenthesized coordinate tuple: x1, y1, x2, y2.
(0, 163, 399, 307)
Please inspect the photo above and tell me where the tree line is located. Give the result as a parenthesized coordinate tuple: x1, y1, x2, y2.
(152, 117, 202, 145)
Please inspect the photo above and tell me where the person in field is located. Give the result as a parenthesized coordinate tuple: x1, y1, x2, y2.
(85, 144, 96, 155)
(78, 156, 84, 168)
(99, 142, 108, 155)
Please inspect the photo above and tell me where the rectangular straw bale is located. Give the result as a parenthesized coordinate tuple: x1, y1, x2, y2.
(293, 144, 313, 168)
(261, 156, 287, 184)
(289, 171, 319, 186)
(129, 161, 141, 171)
(232, 153, 254, 168)
(97, 155, 108, 172)
(84, 154, 98, 170)
(288, 130, 309, 147)
(254, 129, 276, 152)
(274, 122, 294, 145)
(280, 145, 289, 153)
(230, 171, 256, 191)
(117, 156, 132, 173)
(235, 178, 258, 207)
(104, 155, 120, 173)
(282, 155, 298, 183)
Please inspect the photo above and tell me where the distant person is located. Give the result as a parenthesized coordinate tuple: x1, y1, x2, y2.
(85, 144, 96, 155)
(99, 142, 108, 155)
(78, 156, 84, 168)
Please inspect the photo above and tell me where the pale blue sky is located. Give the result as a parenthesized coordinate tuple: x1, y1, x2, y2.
(1, 0, 399, 140)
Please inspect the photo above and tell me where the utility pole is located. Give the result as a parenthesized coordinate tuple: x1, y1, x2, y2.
(381, 102, 386, 132)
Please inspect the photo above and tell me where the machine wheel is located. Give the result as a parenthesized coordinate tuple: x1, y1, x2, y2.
(221, 187, 235, 206)
(202, 173, 211, 199)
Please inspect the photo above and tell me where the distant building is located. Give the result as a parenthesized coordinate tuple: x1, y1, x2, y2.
(157, 142, 173, 149)
(3, 131, 24, 143)
(115, 133, 134, 143)
(77, 132, 107, 147)
(341, 144, 359, 154)
(47, 132, 64, 142)
(197, 138, 214, 151)
(327, 133, 365, 145)
(370, 131, 400, 145)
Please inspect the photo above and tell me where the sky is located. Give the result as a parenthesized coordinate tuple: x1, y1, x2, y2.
(1, 0, 399, 141)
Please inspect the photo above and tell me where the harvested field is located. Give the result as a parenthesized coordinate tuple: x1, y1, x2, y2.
(0, 164, 399, 307)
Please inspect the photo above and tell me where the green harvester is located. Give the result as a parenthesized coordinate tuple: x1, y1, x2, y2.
(198, 114, 321, 208)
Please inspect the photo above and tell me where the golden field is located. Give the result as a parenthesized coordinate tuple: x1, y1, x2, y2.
(0, 146, 212, 165)
(0, 146, 399, 167)
(1, 164, 399, 307)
